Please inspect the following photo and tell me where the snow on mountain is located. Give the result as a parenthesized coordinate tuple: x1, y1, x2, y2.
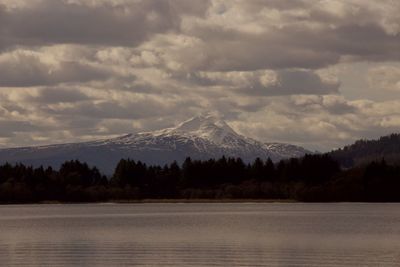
(0, 115, 311, 174)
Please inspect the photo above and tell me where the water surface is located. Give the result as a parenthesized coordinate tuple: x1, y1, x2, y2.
(1, 203, 400, 266)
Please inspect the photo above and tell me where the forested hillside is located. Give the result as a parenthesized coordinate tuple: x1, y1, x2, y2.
(330, 134, 400, 167)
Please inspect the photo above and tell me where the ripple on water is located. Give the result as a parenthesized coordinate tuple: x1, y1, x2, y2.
(1, 203, 400, 266)
(1, 241, 400, 266)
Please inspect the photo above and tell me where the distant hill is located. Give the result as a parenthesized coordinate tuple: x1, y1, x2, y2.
(330, 134, 400, 167)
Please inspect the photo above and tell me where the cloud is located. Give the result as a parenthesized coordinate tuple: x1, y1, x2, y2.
(291, 95, 356, 115)
(229, 95, 400, 151)
(0, 0, 399, 151)
(0, 50, 112, 86)
(177, 0, 400, 71)
(33, 87, 90, 103)
(368, 65, 400, 91)
(0, 120, 38, 137)
(185, 69, 339, 96)
(248, 69, 340, 96)
(0, 0, 210, 50)
(172, 22, 400, 72)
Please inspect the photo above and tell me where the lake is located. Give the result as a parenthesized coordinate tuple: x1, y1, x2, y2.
(0, 203, 400, 266)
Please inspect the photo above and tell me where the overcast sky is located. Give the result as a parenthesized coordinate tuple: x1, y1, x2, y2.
(0, 0, 399, 151)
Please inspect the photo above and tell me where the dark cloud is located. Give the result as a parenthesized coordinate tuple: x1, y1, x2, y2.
(178, 22, 400, 72)
(33, 87, 90, 103)
(241, 0, 308, 11)
(187, 69, 339, 96)
(259, 70, 339, 96)
(176, 27, 337, 71)
(323, 100, 357, 115)
(329, 24, 400, 61)
(0, 120, 38, 137)
(0, 0, 210, 50)
(0, 52, 112, 86)
(290, 95, 356, 115)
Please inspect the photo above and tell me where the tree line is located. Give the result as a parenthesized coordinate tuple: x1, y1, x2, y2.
(0, 154, 399, 203)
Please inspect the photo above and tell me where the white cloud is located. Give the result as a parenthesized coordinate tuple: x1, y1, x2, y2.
(368, 65, 400, 91)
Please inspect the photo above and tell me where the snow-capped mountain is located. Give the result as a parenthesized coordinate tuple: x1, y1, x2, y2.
(0, 115, 310, 174)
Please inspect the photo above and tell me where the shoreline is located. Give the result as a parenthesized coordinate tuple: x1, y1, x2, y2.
(0, 199, 299, 205)
(2, 199, 399, 205)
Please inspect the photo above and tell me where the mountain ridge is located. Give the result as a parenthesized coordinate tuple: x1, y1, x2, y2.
(0, 115, 311, 174)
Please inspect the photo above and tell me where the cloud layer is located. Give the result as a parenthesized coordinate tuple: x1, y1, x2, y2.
(0, 0, 400, 151)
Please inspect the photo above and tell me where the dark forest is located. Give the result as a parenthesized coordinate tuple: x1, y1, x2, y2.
(0, 153, 399, 203)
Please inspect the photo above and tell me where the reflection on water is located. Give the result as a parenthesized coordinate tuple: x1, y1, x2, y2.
(1, 203, 400, 266)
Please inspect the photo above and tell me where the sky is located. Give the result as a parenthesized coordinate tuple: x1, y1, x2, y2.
(0, 0, 400, 151)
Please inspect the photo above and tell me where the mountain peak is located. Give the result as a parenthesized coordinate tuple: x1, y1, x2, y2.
(169, 115, 239, 144)
(174, 114, 231, 131)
